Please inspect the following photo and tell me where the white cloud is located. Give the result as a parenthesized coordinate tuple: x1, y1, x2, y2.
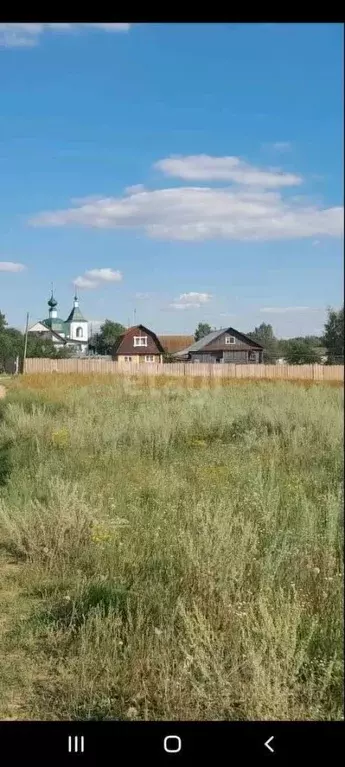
(86, 268, 122, 283)
(0, 23, 130, 48)
(169, 291, 212, 310)
(262, 141, 292, 154)
(260, 307, 313, 314)
(155, 154, 301, 187)
(0, 24, 44, 48)
(74, 268, 122, 290)
(179, 292, 211, 304)
(0, 261, 26, 272)
(84, 24, 130, 32)
(41, 24, 74, 30)
(74, 276, 99, 289)
(30, 183, 343, 243)
(272, 142, 292, 153)
(125, 184, 145, 195)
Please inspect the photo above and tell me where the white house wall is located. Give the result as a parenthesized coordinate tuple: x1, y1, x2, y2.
(28, 322, 48, 333)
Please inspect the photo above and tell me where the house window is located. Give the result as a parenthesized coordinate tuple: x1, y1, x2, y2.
(124, 356, 132, 362)
(225, 335, 236, 344)
(248, 351, 256, 362)
(134, 336, 148, 347)
(145, 355, 155, 362)
(76, 327, 83, 338)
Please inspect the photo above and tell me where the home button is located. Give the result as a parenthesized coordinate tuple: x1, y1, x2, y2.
(163, 735, 182, 753)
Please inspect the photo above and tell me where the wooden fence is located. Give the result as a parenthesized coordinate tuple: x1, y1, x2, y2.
(23, 358, 344, 381)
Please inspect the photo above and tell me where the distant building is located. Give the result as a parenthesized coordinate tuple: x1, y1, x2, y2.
(174, 327, 264, 364)
(28, 292, 89, 354)
(112, 324, 165, 364)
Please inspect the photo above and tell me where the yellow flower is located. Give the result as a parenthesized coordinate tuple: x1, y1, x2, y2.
(126, 706, 138, 720)
(190, 438, 207, 447)
(90, 522, 112, 544)
(51, 428, 70, 448)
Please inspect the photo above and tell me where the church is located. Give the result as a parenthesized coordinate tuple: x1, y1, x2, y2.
(28, 292, 89, 354)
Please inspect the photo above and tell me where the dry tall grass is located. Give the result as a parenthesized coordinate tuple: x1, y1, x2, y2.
(0, 375, 343, 720)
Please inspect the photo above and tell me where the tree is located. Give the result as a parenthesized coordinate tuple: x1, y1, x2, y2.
(162, 352, 176, 363)
(0, 327, 23, 364)
(0, 311, 7, 334)
(303, 335, 323, 347)
(247, 323, 279, 363)
(0, 332, 15, 371)
(322, 306, 344, 364)
(26, 336, 71, 359)
(283, 340, 322, 365)
(0, 314, 23, 371)
(90, 320, 126, 355)
(0, 309, 73, 371)
(194, 323, 212, 342)
(278, 335, 324, 363)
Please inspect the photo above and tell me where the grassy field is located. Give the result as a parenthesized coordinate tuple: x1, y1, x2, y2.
(0, 374, 343, 721)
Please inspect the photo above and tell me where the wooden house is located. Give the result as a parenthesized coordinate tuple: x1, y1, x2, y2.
(174, 327, 264, 364)
(112, 324, 165, 364)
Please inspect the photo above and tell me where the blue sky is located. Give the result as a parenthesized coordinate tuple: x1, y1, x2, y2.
(0, 22, 343, 337)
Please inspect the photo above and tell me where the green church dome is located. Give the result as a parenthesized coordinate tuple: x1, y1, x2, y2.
(40, 290, 88, 342)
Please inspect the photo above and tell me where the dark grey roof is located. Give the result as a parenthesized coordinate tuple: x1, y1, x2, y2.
(66, 305, 86, 323)
(174, 329, 224, 356)
(174, 327, 264, 356)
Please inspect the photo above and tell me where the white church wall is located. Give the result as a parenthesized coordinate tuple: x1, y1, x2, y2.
(69, 321, 89, 342)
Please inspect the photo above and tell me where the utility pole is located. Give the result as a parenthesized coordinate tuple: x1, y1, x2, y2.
(22, 312, 29, 374)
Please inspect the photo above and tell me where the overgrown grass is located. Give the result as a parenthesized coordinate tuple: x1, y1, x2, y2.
(0, 375, 343, 720)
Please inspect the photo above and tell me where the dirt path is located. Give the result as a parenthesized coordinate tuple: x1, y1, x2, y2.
(0, 385, 6, 399)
